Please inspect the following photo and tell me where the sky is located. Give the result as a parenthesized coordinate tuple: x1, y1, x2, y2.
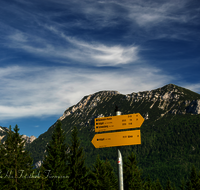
(0, 0, 200, 138)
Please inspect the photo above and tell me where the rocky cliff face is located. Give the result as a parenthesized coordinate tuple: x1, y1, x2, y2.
(0, 126, 9, 142)
(59, 91, 120, 121)
(21, 135, 37, 145)
(186, 100, 200, 114)
(58, 84, 200, 125)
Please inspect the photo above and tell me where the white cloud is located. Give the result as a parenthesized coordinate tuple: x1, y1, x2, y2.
(112, 0, 193, 28)
(184, 83, 200, 94)
(0, 65, 173, 120)
(8, 32, 27, 42)
(66, 37, 139, 65)
(4, 0, 198, 67)
(7, 30, 139, 66)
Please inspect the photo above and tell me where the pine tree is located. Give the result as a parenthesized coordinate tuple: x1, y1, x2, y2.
(143, 177, 164, 190)
(68, 126, 88, 190)
(186, 181, 193, 190)
(154, 178, 164, 190)
(0, 125, 37, 189)
(143, 175, 154, 190)
(165, 178, 173, 190)
(123, 152, 143, 190)
(185, 165, 200, 190)
(36, 163, 49, 190)
(88, 155, 117, 190)
(41, 120, 69, 189)
(180, 178, 186, 190)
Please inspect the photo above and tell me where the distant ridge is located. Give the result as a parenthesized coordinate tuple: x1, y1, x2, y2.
(0, 126, 36, 145)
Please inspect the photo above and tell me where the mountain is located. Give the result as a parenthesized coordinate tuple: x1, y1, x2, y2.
(0, 126, 37, 146)
(0, 126, 9, 142)
(26, 83, 200, 187)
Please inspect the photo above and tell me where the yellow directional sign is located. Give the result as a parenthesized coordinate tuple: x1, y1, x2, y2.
(95, 113, 144, 132)
(91, 130, 141, 148)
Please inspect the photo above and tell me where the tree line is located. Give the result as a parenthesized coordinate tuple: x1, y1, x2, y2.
(0, 121, 200, 190)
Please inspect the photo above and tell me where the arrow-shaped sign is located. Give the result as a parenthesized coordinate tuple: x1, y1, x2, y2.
(95, 113, 144, 132)
(91, 130, 141, 148)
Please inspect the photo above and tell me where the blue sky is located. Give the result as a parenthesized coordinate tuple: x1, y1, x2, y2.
(0, 0, 200, 138)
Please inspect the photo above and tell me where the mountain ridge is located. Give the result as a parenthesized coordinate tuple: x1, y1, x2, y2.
(58, 83, 200, 124)
(26, 84, 200, 165)
(2, 83, 200, 186)
(2, 83, 200, 152)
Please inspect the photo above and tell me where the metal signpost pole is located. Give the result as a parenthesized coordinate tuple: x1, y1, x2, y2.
(92, 108, 144, 189)
(116, 108, 124, 190)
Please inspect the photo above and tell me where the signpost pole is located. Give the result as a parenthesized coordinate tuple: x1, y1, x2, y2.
(92, 108, 144, 188)
(115, 108, 124, 190)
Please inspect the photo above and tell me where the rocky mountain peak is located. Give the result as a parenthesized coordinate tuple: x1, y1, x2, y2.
(59, 90, 120, 121)
(127, 84, 183, 100)
(58, 84, 200, 127)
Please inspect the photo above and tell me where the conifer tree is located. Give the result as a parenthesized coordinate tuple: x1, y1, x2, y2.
(41, 120, 69, 189)
(165, 178, 174, 190)
(123, 152, 143, 190)
(185, 165, 200, 190)
(185, 181, 193, 190)
(0, 125, 36, 189)
(88, 155, 117, 190)
(143, 175, 155, 190)
(143, 177, 164, 190)
(36, 163, 49, 190)
(180, 178, 186, 190)
(143, 175, 152, 190)
(67, 126, 88, 189)
(154, 178, 164, 190)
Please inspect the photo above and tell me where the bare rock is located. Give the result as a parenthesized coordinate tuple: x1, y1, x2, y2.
(186, 100, 200, 114)
(34, 160, 42, 168)
(22, 135, 37, 145)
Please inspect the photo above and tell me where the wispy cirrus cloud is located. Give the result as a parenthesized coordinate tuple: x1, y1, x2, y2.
(2, 0, 199, 66)
(0, 64, 173, 120)
(63, 37, 139, 65)
(6, 29, 139, 66)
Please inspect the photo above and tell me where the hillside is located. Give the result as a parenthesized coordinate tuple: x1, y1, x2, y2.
(26, 83, 200, 187)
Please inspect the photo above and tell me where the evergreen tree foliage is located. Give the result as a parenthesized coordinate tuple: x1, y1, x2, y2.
(67, 126, 88, 190)
(88, 155, 117, 190)
(0, 125, 36, 189)
(185, 181, 193, 190)
(143, 175, 160, 190)
(154, 178, 164, 190)
(41, 120, 69, 189)
(165, 178, 174, 190)
(143, 175, 153, 190)
(123, 152, 143, 190)
(142, 176, 164, 190)
(36, 163, 49, 190)
(185, 166, 200, 190)
(180, 178, 186, 190)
